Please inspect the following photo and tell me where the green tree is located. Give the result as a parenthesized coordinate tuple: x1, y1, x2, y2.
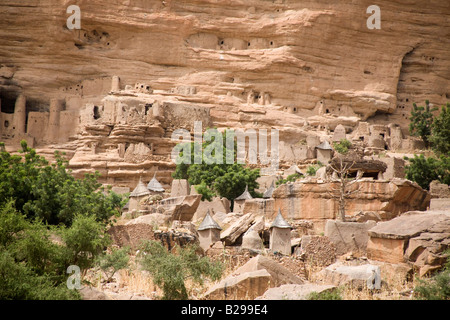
(0, 202, 82, 300)
(60, 214, 111, 274)
(404, 154, 450, 190)
(429, 103, 450, 156)
(409, 100, 438, 148)
(0, 141, 126, 226)
(138, 240, 223, 300)
(0, 250, 80, 300)
(172, 129, 261, 210)
(332, 139, 351, 155)
(96, 246, 130, 282)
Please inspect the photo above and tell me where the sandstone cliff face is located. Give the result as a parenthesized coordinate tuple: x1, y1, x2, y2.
(272, 178, 430, 232)
(1, 0, 448, 127)
(0, 0, 448, 190)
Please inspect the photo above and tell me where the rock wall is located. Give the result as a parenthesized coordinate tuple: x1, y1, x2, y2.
(0, 0, 448, 190)
(272, 179, 430, 232)
(1, 0, 448, 129)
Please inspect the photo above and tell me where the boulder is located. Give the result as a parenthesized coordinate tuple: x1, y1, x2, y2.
(241, 228, 264, 252)
(319, 262, 381, 289)
(232, 255, 304, 287)
(79, 286, 112, 300)
(324, 220, 376, 256)
(192, 197, 231, 221)
(367, 210, 450, 276)
(256, 283, 336, 300)
(220, 212, 258, 246)
(158, 194, 202, 221)
(203, 269, 272, 300)
(125, 213, 172, 228)
(367, 211, 449, 240)
(272, 179, 430, 233)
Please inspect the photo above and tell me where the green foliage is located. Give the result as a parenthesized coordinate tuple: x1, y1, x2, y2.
(0, 200, 28, 247)
(172, 129, 261, 204)
(60, 214, 111, 273)
(306, 161, 324, 177)
(0, 202, 85, 300)
(138, 240, 223, 300)
(276, 172, 303, 186)
(414, 250, 450, 300)
(0, 250, 80, 300)
(0, 145, 125, 300)
(0, 141, 126, 226)
(332, 139, 351, 155)
(404, 154, 450, 190)
(96, 246, 130, 282)
(409, 100, 438, 148)
(307, 288, 342, 300)
(429, 103, 450, 156)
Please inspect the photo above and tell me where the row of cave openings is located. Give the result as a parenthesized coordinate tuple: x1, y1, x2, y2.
(92, 103, 153, 120)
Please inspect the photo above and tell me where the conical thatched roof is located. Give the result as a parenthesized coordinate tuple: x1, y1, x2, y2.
(147, 172, 165, 192)
(270, 209, 293, 229)
(316, 140, 333, 150)
(198, 210, 222, 231)
(235, 185, 253, 201)
(263, 181, 275, 199)
(130, 178, 151, 197)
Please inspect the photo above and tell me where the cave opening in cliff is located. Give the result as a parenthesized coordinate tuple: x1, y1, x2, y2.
(145, 103, 153, 115)
(93, 106, 101, 119)
(0, 92, 16, 114)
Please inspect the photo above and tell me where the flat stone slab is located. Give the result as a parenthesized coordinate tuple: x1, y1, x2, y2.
(204, 269, 272, 300)
(256, 283, 336, 300)
(319, 262, 381, 289)
(368, 211, 450, 240)
(233, 255, 304, 287)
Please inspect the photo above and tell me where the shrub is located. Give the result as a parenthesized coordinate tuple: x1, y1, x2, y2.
(96, 246, 130, 282)
(409, 100, 438, 148)
(138, 240, 223, 300)
(307, 288, 342, 300)
(414, 250, 450, 300)
(276, 172, 303, 186)
(404, 154, 450, 190)
(60, 214, 111, 273)
(0, 141, 126, 227)
(429, 103, 450, 156)
(333, 139, 352, 155)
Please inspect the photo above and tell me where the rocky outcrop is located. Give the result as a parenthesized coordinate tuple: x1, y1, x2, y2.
(367, 210, 450, 276)
(324, 220, 377, 256)
(220, 212, 259, 246)
(256, 283, 336, 300)
(0, 1, 448, 190)
(1, 1, 448, 129)
(203, 255, 304, 300)
(107, 223, 155, 249)
(272, 179, 430, 232)
(318, 262, 382, 290)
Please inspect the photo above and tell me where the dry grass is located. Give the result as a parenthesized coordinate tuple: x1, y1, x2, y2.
(84, 244, 423, 300)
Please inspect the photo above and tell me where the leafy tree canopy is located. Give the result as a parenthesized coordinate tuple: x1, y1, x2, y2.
(0, 140, 126, 226)
(409, 100, 438, 148)
(172, 129, 261, 205)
